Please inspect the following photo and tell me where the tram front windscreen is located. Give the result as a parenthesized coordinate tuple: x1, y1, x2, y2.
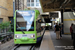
(16, 11, 35, 31)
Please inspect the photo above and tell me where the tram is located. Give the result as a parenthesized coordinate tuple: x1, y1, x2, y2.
(14, 10, 45, 44)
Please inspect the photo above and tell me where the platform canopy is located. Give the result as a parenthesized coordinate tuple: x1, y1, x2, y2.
(40, 0, 75, 12)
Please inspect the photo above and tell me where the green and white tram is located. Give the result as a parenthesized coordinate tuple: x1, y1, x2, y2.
(14, 10, 45, 44)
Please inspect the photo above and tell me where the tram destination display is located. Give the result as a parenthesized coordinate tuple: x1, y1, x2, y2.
(49, 12, 58, 18)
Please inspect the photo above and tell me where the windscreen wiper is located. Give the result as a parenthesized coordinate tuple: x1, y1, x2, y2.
(17, 24, 25, 34)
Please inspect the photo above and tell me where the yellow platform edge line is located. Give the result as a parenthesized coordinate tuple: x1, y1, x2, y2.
(64, 19, 75, 21)
(64, 33, 71, 34)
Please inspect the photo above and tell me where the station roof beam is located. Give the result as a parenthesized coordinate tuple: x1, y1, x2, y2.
(40, 0, 75, 12)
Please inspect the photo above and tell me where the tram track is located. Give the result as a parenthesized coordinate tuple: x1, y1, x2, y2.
(12, 28, 45, 50)
(12, 44, 20, 50)
(12, 44, 36, 50)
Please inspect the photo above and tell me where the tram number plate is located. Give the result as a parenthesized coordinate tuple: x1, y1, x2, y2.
(22, 35, 27, 37)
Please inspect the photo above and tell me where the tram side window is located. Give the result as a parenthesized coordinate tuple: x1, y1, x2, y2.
(36, 21, 41, 33)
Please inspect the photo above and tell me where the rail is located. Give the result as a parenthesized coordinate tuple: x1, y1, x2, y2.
(12, 44, 35, 50)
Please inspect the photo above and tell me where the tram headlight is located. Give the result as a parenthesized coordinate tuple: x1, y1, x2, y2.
(31, 35, 35, 38)
(0, 42, 1, 44)
(15, 35, 19, 38)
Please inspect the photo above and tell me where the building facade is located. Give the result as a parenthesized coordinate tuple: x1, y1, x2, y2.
(14, 0, 43, 14)
(0, 0, 13, 23)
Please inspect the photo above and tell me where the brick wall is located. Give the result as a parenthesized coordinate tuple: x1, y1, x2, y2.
(0, 0, 13, 22)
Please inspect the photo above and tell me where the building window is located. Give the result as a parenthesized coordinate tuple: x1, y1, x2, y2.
(31, 3, 34, 6)
(27, 0, 30, 2)
(36, 0, 39, 2)
(36, 0, 40, 6)
(27, 0, 41, 7)
(27, 3, 30, 6)
(31, 0, 34, 6)
(36, 3, 39, 6)
(31, 0, 34, 2)
(0, 18, 3, 23)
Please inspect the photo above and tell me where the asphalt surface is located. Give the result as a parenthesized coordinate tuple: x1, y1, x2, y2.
(50, 31, 74, 50)
(0, 39, 14, 50)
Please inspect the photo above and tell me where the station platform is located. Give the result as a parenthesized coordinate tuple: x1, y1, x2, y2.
(39, 30, 73, 50)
